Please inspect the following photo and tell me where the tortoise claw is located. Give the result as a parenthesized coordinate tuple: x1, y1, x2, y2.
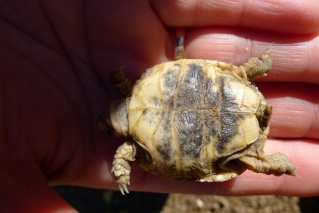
(118, 183, 129, 195)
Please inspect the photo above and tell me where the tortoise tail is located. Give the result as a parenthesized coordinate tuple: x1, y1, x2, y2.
(259, 104, 272, 131)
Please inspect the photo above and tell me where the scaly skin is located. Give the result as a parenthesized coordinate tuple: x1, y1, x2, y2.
(111, 141, 137, 194)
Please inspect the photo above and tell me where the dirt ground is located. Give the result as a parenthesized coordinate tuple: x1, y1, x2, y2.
(54, 186, 319, 213)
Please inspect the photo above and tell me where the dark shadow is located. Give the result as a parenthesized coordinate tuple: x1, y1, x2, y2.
(53, 186, 168, 213)
(299, 197, 319, 213)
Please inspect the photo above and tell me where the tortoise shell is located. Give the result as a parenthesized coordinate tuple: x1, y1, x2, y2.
(128, 59, 268, 180)
(100, 47, 296, 194)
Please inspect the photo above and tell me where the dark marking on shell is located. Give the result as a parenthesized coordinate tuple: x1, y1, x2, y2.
(155, 112, 172, 161)
(163, 63, 180, 89)
(175, 109, 196, 133)
(175, 109, 203, 158)
(150, 96, 161, 107)
(161, 64, 180, 106)
(217, 76, 240, 113)
(204, 78, 220, 107)
(140, 109, 161, 126)
(155, 110, 162, 116)
(156, 142, 171, 160)
(202, 110, 219, 144)
(173, 63, 220, 158)
(142, 109, 147, 115)
(215, 76, 240, 154)
(174, 63, 204, 108)
(216, 112, 239, 153)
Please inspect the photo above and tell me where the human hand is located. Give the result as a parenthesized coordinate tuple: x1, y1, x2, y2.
(1, 0, 318, 212)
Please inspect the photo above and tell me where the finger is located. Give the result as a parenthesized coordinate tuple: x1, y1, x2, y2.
(151, 0, 319, 33)
(260, 83, 319, 139)
(231, 139, 319, 196)
(130, 139, 319, 196)
(183, 28, 319, 84)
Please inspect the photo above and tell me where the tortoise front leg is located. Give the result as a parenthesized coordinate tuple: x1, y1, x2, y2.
(110, 67, 133, 97)
(241, 46, 272, 80)
(111, 140, 136, 194)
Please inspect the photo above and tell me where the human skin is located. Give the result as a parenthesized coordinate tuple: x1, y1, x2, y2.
(0, 0, 319, 212)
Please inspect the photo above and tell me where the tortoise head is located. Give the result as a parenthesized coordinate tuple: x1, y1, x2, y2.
(98, 99, 129, 137)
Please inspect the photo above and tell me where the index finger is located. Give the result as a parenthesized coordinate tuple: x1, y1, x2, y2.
(151, 0, 319, 33)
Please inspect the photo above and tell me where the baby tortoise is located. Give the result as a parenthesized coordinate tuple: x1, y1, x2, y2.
(99, 39, 296, 195)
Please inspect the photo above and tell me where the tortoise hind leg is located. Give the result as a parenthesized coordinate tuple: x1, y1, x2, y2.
(237, 135, 296, 176)
(110, 67, 133, 97)
(111, 140, 137, 195)
(238, 152, 296, 176)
